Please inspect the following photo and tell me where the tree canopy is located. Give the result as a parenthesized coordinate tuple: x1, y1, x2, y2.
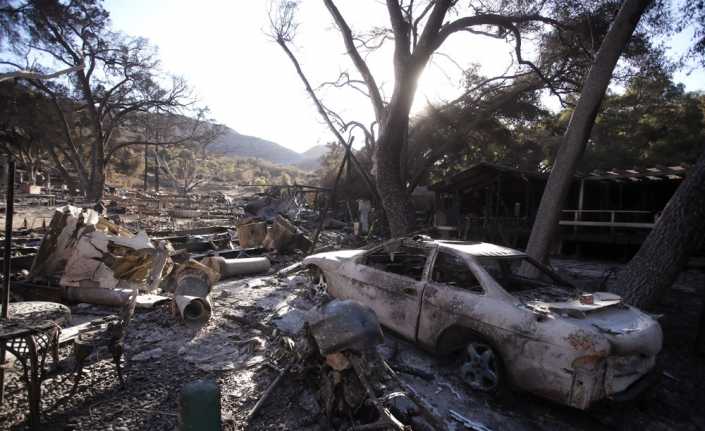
(405, 68, 705, 184)
(0, 0, 218, 199)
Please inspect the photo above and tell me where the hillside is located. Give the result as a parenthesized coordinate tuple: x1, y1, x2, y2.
(208, 126, 328, 170)
(109, 145, 315, 191)
(209, 127, 302, 165)
(294, 145, 328, 170)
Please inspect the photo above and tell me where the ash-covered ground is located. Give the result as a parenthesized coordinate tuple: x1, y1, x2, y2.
(0, 258, 703, 430)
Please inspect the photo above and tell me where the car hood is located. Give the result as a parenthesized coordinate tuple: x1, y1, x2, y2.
(521, 290, 623, 313)
(523, 290, 662, 356)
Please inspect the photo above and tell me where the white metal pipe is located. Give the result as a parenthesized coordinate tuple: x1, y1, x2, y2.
(175, 295, 211, 326)
(210, 256, 270, 278)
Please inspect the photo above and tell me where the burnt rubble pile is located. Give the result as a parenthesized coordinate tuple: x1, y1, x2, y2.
(252, 299, 442, 430)
(4, 181, 371, 321)
(3, 185, 367, 285)
(311, 308, 442, 430)
(17, 205, 230, 326)
(0, 189, 385, 429)
(11, 190, 359, 325)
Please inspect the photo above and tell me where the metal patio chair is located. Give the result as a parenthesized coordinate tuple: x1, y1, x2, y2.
(70, 289, 138, 394)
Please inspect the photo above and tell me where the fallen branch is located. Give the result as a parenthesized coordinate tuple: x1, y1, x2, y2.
(0, 63, 83, 83)
(245, 363, 291, 426)
(380, 355, 444, 430)
(390, 363, 435, 381)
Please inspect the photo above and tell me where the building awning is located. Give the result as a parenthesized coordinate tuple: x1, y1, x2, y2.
(431, 162, 689, 193)
(430, 162, 547, 193)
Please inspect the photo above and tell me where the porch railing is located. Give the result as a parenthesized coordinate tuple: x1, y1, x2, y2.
(559, 210, 656, 229)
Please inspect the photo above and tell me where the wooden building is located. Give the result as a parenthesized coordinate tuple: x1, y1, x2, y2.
(430, 162, 687, 258)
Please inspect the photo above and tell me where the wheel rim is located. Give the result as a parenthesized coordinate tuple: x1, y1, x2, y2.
(460, 342, 499, 391)
(307, 268, 327, 292)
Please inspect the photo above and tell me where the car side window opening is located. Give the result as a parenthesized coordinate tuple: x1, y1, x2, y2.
(363, 245, 429, 281)
(432, 251, 483, 293)
(478, 257, 559, 293)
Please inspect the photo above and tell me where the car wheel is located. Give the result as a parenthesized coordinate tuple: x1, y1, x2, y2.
(306, 266, 327, 293)
(460, 341, 502, 393)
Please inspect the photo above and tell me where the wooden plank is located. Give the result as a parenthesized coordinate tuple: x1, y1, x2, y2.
(561, 209, 652, 214)
(559, 221, 654, 228)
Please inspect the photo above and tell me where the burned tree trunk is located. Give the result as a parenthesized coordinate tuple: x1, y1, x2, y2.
(611, 149, 705, 308)
(86, 159, 106, 202)
(525, 0, 652, 263)
(376, 132, 416, 237)
(86, 178, 104, 201)
(375, 70, 420, 237)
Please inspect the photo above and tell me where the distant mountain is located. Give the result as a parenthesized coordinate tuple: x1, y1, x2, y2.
(208, 127, 302, 166)
(300, 145, 328, 159)
(208, 127, 328, 170)
(294, 145, 329, 170)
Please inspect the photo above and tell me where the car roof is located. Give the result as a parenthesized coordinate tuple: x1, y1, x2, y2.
(429, 239, 526, 257)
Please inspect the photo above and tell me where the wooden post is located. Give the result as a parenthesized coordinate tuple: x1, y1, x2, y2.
(578, 179, 585, 216)
(525, 180, 531, 218)
(144, 143, 149, 191)
(0, 155, 15, 404)
(154, 147, 160, 193)
(2, 156, 15, 316)
(495, 176, 501, 217)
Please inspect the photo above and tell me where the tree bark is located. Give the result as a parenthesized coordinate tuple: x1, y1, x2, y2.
(525, 0, 652, 263)
(86, 166, 105, 202)
(611, 149, 705, 308)
(46, 143, 75, 190)
(375, 68, 420, 236)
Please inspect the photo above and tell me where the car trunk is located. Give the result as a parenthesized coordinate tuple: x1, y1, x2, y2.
(519, 287, 662, 397)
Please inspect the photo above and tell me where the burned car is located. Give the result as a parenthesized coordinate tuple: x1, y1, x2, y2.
(303, 236, 662, 409)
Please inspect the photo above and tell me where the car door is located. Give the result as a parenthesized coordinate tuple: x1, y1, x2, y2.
(416, 249, 494, 350)
(336, 241, 431, 341)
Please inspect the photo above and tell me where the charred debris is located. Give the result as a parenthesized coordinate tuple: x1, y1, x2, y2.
(6, 185, 363, 325)
(0, 186, 434, 430)
(0, 185, 703, 431)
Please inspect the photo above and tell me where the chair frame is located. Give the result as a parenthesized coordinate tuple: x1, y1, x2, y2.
(70, 289, 138, 394)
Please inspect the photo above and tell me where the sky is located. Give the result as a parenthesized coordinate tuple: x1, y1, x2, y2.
(104, 0, 705, 154)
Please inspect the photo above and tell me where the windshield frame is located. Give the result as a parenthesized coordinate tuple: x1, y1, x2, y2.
(474, 255, 577, 295)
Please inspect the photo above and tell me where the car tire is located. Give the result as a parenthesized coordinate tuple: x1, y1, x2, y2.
(459, 339, 505, 395)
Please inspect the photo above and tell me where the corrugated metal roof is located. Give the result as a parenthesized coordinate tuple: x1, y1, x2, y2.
(585, 164, 689, 181)
(430, 163, 689, 192)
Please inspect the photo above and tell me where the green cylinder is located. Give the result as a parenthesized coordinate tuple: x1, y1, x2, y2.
(179, 379, 221, 431)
